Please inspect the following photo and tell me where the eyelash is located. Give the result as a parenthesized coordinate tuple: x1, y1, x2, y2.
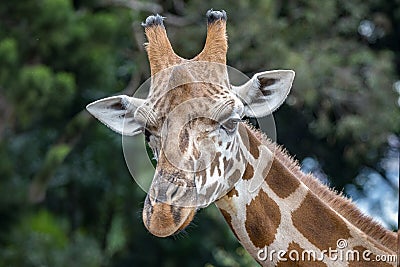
(144, 129, 151, 143)
(220, 118, 241, 134)
(144, 129, 159, 159)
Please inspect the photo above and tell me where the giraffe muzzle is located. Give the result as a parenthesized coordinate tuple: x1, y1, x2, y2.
(142, 194, 196, 237)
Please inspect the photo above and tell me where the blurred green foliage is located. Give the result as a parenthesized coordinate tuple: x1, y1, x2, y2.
(0, 0, 398, 266)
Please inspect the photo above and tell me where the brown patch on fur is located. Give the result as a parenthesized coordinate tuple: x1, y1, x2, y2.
(210, 152, 222, 177)
(228, 169, 242, 185)
(179, 128, 189, 153)
(235, 148, 242, 162)
(276, 242, 327, 266)
(249, 138, 260, 160)
(220, 208, 240, 240)
(292, 192, 351, 251)
(242, 122, 396, 252)
(239, 124, 260, 159)
(220, 208, 232, 227)
(246, 189, 281, 248)
(242, 163, 254, 181)
(223, 156, 233, 171)
(197, 169, 207, 186)
(228, 158, 235, 171)
(227, 187, 239, 198)
(348, 246, 394, 267)
(265, 158, 300, 199)
(226, 141, 231, 149)
(205, 182, 218, 198)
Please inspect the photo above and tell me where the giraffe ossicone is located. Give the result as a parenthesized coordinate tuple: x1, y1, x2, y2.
(86, 10, 397, 266)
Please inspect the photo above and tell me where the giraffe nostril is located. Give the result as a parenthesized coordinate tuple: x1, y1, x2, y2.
(167, 178, 188, 202)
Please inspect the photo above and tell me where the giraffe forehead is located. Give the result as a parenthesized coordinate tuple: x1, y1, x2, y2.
(142, 60, 240, 120)
(142, 86, 241, 131)
(148, 61, 231, 95)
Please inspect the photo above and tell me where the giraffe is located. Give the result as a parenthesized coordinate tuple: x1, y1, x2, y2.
(86, 10, 397, 266)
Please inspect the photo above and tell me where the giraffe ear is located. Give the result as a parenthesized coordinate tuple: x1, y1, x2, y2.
(232, 70, 295, 117)
(86, 95, 145, 136)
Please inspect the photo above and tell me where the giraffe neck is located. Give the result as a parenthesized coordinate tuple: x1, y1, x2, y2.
(216, 123, 397, 267)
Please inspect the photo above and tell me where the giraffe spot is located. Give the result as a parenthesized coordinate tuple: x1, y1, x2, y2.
(226, 187, 238, 198)
(245, 189, 280, 248)
(235, 148, 242, 162)
(242, 163, 254, 181)
(179, 128, 189, 153)
(348, 246, 394, 267)
(226, 141, 231, 149)
(240, 126, 261, 159)
(197, 169, 207, 186)
(223, 156, 233, 171)
(220, 208, 232, 227)
(210, 152, 222, 177)
(205, 182, 218, 198)
(192, 144, 200, 160)
(265, 159, 300, 198)
(276, 242, 327, 266)
(228, 169, 241, 185)
(249, 142, 260, 159)
(292, 192, 351, 251)
(220, 208, 240, 240)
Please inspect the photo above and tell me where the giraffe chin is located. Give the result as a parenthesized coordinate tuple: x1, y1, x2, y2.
(142, 201, 197, 238)
(174, 208, 196, 234)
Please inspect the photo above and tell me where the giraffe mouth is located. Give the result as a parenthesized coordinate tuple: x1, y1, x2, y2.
(174, 207, 196, 234)
(142, 197, 197, 237)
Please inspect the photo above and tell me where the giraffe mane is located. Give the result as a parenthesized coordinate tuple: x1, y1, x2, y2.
(243, 121, 397, 251)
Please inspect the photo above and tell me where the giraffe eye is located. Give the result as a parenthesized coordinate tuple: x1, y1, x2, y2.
(144, 129, 159, 162)
(220, 118, 240, 134)
(144, 129, 152, 143)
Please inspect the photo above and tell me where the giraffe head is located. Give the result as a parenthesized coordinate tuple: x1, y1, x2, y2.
(86, 10, 295, 237)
